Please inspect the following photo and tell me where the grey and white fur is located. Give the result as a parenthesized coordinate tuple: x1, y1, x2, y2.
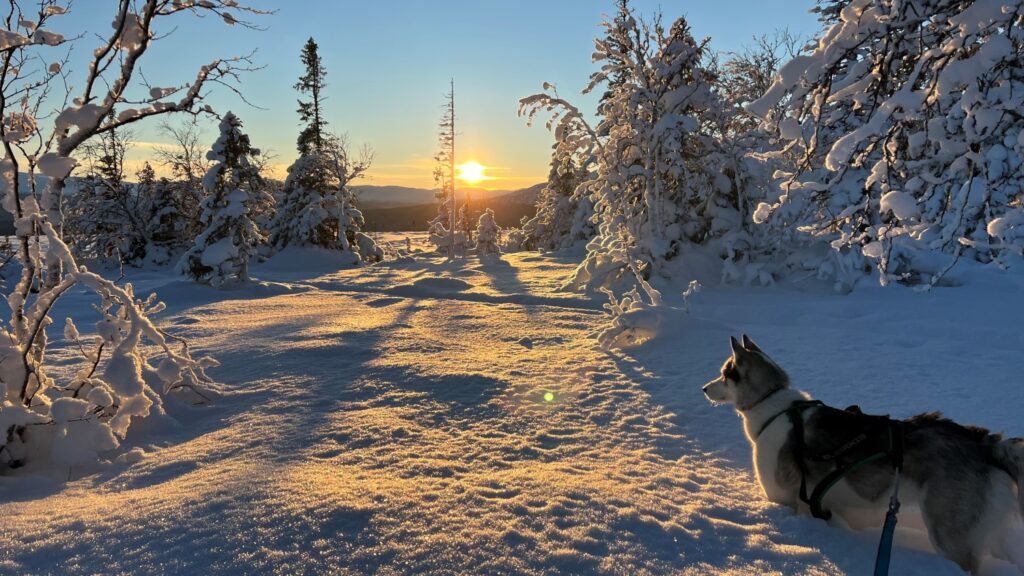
(703, 335, 1024, 574)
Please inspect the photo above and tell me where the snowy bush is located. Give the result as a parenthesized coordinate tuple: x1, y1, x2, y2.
(475, 208, 501, 255)
(1, 212, 218, 471)
(179, 112, 270, 286)
(499, 224, 532, 253)
(750, 0, 1024, 286)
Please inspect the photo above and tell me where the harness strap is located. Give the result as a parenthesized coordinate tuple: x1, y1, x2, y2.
(805, 451, 889, 520)
(756, 399, 823, 440)
(801, 419, 906, 521)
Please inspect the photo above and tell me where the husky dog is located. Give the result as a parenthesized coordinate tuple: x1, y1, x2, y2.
(703, 335, 1024, 574)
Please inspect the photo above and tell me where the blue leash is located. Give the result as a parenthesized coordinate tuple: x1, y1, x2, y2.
(873, 469, 902, 576)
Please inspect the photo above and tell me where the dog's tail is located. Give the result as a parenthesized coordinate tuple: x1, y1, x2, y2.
(994, 437, 1024, 514)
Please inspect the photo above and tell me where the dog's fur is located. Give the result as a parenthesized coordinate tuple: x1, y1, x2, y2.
(703, 335, 1024, 573)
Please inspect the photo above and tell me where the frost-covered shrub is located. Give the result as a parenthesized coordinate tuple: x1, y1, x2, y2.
(475, 208, 500, 255)
(750, 0, 1024, 286)
(178, 112, 270, 286)
(500, 225, 532, 253)
(427, 196, 469, 257)
(1, 220, 218, 471)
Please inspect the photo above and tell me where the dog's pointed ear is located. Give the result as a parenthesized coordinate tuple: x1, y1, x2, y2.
(741, 334, 763, 354)
(730, 336, 744, 358)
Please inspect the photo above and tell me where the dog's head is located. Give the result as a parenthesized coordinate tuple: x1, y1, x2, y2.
(703, 335, 789, 411)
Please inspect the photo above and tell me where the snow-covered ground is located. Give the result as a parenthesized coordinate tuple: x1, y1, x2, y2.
(1, 234, 1021, 575)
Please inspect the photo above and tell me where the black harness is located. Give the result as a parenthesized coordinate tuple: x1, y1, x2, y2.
(756, 400, 905, 521)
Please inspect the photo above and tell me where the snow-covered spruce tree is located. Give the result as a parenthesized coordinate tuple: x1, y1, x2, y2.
(144, 176, 190, 265)
(522, 147, 595, 252)
(749, 0, 1024, 287)
(270, 136, 381, 263)
(178, 112, 270, 286)
(475, 208, 501, 255)
(270, 40, 381, 264)
(0, 0, 264, 472)
(524, 7, 725, 297)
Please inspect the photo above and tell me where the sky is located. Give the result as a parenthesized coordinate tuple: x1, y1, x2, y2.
(54, 1, 821, 190)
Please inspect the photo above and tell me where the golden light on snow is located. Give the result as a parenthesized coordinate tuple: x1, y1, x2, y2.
(456, 160, 488, 184)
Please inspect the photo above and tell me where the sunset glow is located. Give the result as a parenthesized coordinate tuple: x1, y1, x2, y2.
(456, 161, 489, 184)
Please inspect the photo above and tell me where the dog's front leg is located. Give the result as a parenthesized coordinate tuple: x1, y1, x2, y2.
(771, 446, 805, 513)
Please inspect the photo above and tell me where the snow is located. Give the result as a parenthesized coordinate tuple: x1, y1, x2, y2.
(880, 191, 919, 220)
(36, 153, 77, 180)
(0, 29, 28, 51)
(1, 237, 1021, 574)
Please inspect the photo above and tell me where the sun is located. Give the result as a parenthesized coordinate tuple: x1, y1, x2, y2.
(456, 161, 488, 184)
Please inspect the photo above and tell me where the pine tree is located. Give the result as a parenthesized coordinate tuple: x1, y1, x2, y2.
(295, 37, 328, 155)
(178, 112, 269, 286)
(270, 136, 381, 263)
(521, 148, 593, 251)
(569, 11, 722, 293)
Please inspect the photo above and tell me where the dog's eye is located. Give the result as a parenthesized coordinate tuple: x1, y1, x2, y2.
(723, 364, 739, 381)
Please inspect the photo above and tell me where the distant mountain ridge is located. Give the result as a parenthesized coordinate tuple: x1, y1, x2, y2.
(354, 183, 543, 208)
(0, 178, 545, 234)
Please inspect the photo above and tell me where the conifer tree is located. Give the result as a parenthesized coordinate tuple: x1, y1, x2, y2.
(66, 113, 143, 263)
(145, 176, 189, 265)
(428, 81, 461, 257)
(179, 112, 269, 286)
(475, 208, 501, 255)
(270, 40, 380, 263)
(295, 37, 328, 155)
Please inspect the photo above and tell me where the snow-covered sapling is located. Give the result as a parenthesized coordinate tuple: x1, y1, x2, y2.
(475, 208, 501, 255)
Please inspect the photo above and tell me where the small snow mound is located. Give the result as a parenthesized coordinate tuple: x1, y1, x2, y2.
(115, 447, 148, 464)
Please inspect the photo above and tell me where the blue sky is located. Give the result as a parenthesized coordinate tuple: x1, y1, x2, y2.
(57, 1, 820, 188)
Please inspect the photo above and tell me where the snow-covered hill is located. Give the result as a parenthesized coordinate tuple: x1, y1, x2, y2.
(0, 238, 1021, 575)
